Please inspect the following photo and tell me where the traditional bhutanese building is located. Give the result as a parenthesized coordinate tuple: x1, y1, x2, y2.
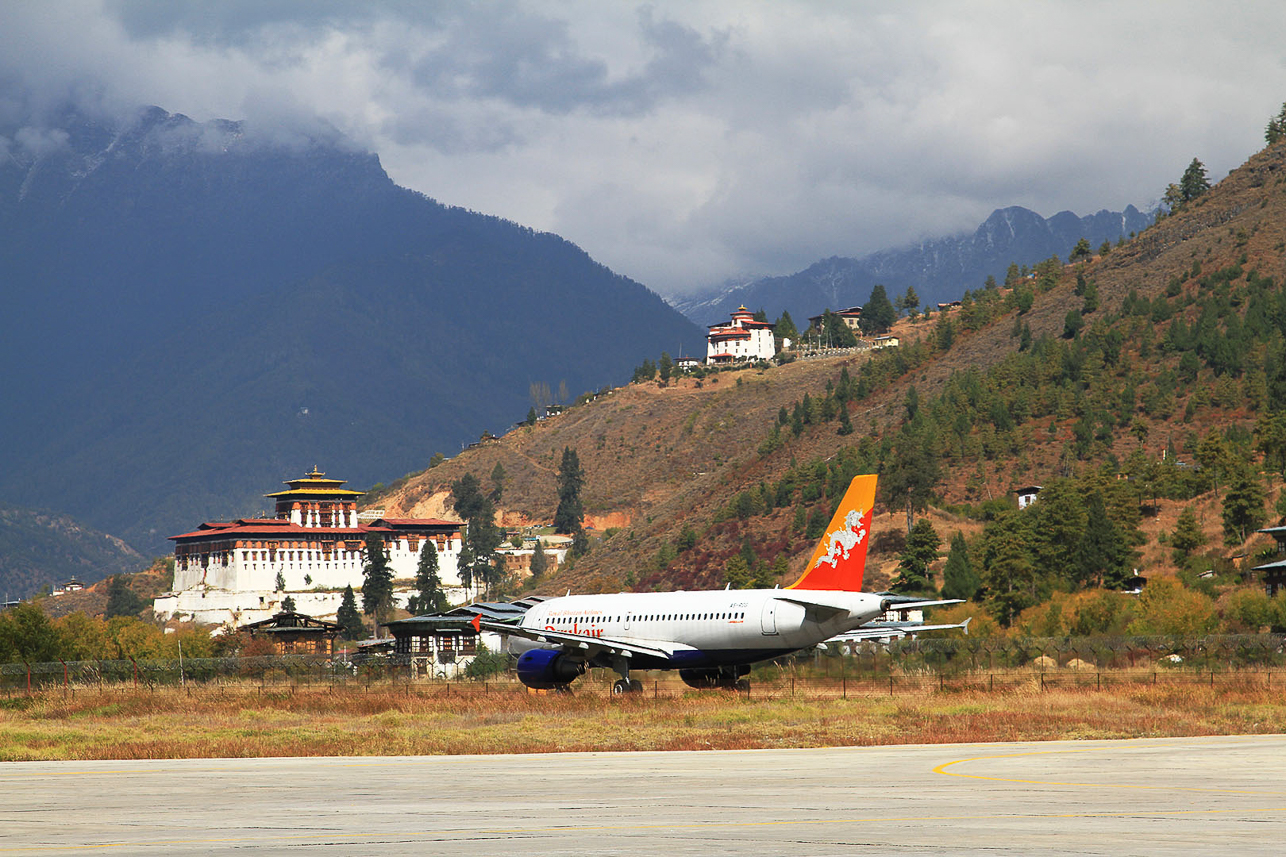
(156, 468, 464, 627)
(706, 305, 777, 364)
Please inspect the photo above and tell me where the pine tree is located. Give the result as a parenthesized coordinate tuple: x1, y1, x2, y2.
(104, 575, 146, 620)
(361, 534, 394, 621)
(724, 555, 753, 589)
(337, 585, 365, 640)
(411, 540, 447, 615)
(659, 351, 673, 385)
(775, 311, 799, 343)
(1179, 157, 1211, 203)
(940, 531, 981, 601)
(891, 519, 940, 595)
(1075, 492, 1130, 589)
(281, 595, 296, 613)
(529, 542, 549, 580)
(837, 405, 853, 436)
(1266, 102, 1286, 145)
(860, 285, 897, 333)
(1170, 506, 1205, 565)
(554, 447, 585, 537)
(1222, 464, 1267, 546)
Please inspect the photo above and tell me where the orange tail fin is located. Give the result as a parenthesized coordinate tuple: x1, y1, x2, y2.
(787, 474, 876, 592)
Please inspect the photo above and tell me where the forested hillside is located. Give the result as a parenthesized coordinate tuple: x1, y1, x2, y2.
(0, 103, 703, 573)
(384, 116, 1286, 637)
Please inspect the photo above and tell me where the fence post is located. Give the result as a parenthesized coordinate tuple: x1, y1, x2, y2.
(24, 660, 31, 694)
(842, 674, 846, 700)
(889, 675, 893, 696)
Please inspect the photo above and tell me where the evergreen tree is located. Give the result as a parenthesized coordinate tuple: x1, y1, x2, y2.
(837, 405, 854, 436)
(411, 540, 448, 615)
(775, 311, 799, 343)
(659, 351, 673, 385)
(805, 505, 828, 540)
(529, 542, 549, 581)
(104, 575, 147, 620)
(882, 425, 942, 533)
(337, 585, 365, 640)
(724, 554, 753, 589)
(1069, 237, 1092, 262)
(891, 519, 940, 595)
(980, 512, 1042, 626)
(281, 595, 296, 613)
(1266, 102, 1286, 145)
(490, 462, 507, 503)
(553, 446, 585, 538)
(1222, 464, 1267, 546)
(1170, 506, 1206, 565)
(525, 407, 538, 426)
(361, 535, 394, 621)
(1179, 157, 1210, 203)
(940, 531, 981, 601)
(1075, 492, 1130, 589)
(452, 472, 504, 597)
(274, 571, 285, 591)
(860, 284, 897, 333)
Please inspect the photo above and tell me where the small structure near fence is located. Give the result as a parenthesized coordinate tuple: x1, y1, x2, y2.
(239, 610, 342, 655)
(383, 599, 539, 679)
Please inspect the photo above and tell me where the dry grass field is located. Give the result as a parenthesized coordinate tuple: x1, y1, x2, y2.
(3, 673, 1284, 761)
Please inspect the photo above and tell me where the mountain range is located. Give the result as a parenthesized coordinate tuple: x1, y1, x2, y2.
(671, 205, 1153, 326)
(0, 103, 704, 573)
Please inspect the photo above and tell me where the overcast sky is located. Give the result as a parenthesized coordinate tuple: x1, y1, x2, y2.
(3, 1, 1285, 296)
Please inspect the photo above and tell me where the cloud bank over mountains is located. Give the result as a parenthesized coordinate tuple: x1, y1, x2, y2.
(3, 1, 1285, 295)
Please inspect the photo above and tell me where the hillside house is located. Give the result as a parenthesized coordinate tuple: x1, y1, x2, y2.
(1016, 486, 1042, 509)
(807, 306, 864, 333)
(1251, 526, 1286, 596)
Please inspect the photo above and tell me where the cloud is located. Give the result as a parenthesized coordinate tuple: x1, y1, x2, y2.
(2, 1, 1286, 296)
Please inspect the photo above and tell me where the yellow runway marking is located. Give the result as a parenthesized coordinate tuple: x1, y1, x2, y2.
(933, 739, 1286, 796)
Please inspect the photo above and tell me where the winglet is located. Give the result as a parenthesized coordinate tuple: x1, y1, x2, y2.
(787, 474, 876, 592)
(471, 614, 481, 633)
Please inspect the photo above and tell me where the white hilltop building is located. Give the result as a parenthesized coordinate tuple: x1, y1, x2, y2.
(706, 305, 778, 364)
(154, 468, 465, 628)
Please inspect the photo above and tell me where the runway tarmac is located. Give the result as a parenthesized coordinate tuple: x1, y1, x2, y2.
(3, 735, 1284, 855)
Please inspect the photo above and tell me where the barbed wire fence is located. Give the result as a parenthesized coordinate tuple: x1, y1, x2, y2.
(3, 634, 1283, 698)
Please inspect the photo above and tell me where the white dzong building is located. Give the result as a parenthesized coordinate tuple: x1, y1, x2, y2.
(155, 468, 465, 627)
(706, 305, 777, 364)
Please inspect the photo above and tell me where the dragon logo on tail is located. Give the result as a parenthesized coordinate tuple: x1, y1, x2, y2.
(813, 507, 867, 570)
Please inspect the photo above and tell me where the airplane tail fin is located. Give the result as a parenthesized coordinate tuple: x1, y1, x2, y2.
(787, 474, 876, 592)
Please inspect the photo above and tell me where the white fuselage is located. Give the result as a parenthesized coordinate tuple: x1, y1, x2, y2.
(508, 588, 887, 669)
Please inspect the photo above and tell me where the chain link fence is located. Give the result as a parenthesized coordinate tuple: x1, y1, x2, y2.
(3, 634, 1284, 697)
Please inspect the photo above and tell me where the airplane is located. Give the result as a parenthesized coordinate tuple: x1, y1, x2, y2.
(479, 473, 950, 694)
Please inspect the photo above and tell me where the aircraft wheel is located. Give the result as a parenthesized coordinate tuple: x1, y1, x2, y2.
(734, 678, 750, 692)
(554, 684, 575, 695)
(612, 679, 630, 695)
(628, 679, 644, 693)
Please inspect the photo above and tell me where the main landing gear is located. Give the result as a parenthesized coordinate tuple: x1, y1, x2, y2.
(610, 656, 644, 695)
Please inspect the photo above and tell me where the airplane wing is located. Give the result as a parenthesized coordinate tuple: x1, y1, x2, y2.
(828, 617, 971, 643)
(478, 620, 683, 662)
(877, 597, 964, 611)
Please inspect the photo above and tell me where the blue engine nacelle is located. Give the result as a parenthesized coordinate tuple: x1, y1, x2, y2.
(516, 648, 585, 689)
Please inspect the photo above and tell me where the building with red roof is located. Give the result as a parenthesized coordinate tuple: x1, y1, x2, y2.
(705, 306, 778, 364)
(156, 468, 464, 627)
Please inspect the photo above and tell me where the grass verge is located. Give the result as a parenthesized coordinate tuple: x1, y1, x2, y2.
(2, 675, 1284, 761)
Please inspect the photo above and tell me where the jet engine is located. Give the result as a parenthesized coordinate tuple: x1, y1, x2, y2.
(516, 648, 585, 689)
(679, 665, 749, 689)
